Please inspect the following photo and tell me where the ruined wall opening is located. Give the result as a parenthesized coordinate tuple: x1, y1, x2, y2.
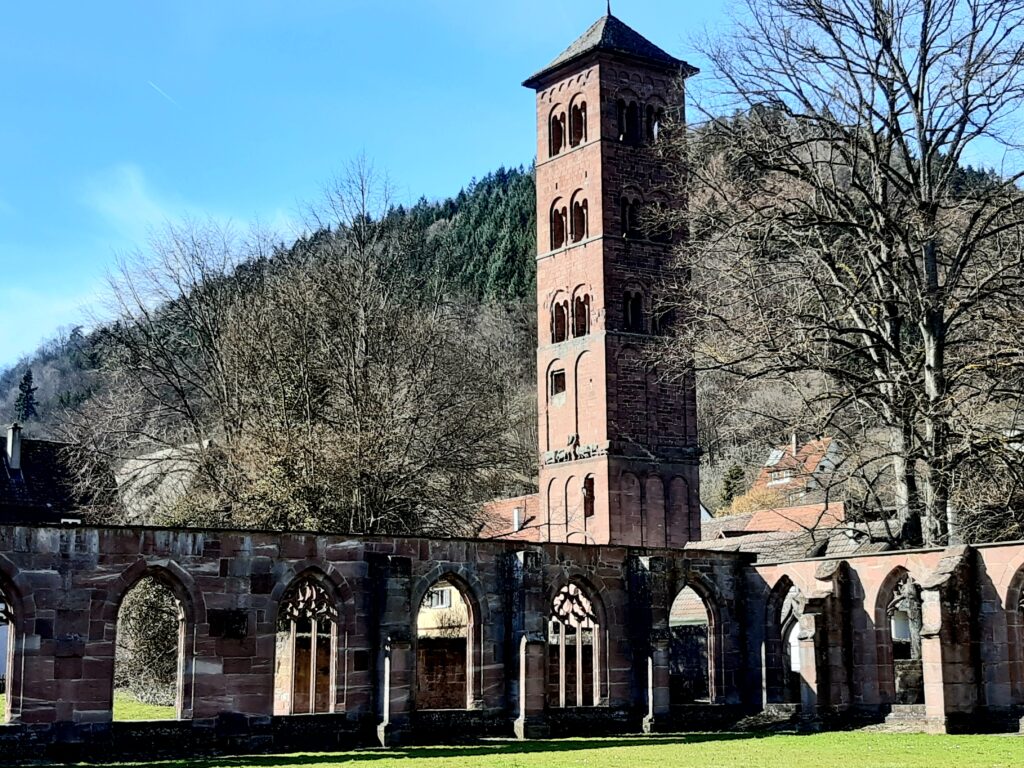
(764, 578, 801, 704)
(878, 569, 924, 706)
(669, 586, 713, 703)
(114, 575, 186, 720)
(274, 576, 339, 715)
(0, 585, 11, 723)
(548, 581, 603, 707)
(415, 577, 476, 710)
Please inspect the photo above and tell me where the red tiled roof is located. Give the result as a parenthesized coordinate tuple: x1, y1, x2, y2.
(752, 437, 834, 491)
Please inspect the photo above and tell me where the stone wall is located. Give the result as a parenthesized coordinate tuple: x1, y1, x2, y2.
(0, 523, 748, 760)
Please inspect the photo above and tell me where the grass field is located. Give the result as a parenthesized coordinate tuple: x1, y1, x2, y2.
(0, 690, 175, 721)
(77, 732, 1024, 768)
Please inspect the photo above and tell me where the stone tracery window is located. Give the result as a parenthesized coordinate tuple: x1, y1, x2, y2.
(548, 582, 602, 708)
(275, 577, 339, 715)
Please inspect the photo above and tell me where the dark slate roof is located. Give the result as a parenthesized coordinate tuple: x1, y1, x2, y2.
(0, 437, 81, 523)
(524, 14, 694, 88)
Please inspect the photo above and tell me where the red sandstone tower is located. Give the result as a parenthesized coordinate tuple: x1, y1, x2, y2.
(523, 13, 701, 548)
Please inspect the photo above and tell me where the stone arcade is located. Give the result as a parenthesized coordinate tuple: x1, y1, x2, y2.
(4, 11, 1024, 761)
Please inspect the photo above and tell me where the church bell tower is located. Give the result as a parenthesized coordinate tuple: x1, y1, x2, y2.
(523, 12, 701, 547)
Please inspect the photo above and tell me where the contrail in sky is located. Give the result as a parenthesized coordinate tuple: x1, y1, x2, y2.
(147, 80, 180, 108)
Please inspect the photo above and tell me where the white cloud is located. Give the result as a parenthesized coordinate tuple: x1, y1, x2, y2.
(80, 163, 181, 247)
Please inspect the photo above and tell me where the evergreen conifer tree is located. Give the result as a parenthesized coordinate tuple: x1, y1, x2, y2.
(719, 464, 747, 508)
(14, 368, 38, 421)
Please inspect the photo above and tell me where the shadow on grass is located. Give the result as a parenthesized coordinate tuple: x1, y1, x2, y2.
(107, 733, 770, 768)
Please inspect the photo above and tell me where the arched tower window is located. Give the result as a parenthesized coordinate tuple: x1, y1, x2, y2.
(552, 299, 569, 343)
(573, 294, 591, 337)
(625, 101, 641, 144)
(623, 290, 644, 333)
(569, 100, 587, 147)
(620, 196, 641, 238)
(550, 109, 566, 157)
(571, 197, 589, 243)
(550, 200, 568, 250)
(274, 577, 340, 715)
(583, 475, 595, 518)
(548, 582, 602, 707)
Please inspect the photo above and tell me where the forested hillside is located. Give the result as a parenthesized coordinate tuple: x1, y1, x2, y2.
(0, 165, 540, 535)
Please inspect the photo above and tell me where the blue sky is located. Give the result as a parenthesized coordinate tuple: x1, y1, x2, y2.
(0, 1, 727, 368)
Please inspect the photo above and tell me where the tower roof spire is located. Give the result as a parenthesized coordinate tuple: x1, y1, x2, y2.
(523, 12, 696, 88)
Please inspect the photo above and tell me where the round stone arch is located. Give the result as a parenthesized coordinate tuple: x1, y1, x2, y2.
(410, 565, 489, 710)
(872, 565, 924, 705)
(101, 558, 204, 721)
(268, 561, 357, 715)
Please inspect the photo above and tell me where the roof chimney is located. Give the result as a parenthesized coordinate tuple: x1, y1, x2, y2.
(791, 432, 798, 457)
(6, 423, 22, 471)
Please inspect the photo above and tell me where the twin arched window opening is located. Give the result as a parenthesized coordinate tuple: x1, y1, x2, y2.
(617, 99, 664, 146)
(551, 294, 591, 342)
(549, 100, 588, 157)
(550, 195, 588, 250)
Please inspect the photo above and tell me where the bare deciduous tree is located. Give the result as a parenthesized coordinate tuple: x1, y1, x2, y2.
(657, 0, 1024, 544)
(65, 161, 535, 536)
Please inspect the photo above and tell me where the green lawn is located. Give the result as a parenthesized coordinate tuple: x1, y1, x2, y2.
(0, 690, 175, 722)
(75, 732, 1024, 768)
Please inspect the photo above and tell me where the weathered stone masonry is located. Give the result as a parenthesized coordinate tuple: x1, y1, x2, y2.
(0, 523, 749, 759)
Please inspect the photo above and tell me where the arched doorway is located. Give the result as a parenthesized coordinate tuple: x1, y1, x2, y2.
(113, 575, 186, 720)
(878, 570, 924, 705)
(764, 578, 802, 704)
(548, 581, 603, 708)
(669, 585, 715, 703)
(274, 575, 340, 715)
(415, 577, 476, 710)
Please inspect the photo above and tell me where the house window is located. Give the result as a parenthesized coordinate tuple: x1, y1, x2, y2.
(550, 369, 567, 398)
(424, 587, 452, 610)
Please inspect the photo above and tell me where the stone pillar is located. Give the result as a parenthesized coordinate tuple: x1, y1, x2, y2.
(920, 588, 949, 732)
(375, 555, 413, 747)
(633, 556, 671, 734)
(512, 549, 549, 740)
(796, 608, 823, 731)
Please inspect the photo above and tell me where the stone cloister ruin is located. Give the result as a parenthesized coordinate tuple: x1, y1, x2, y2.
(5, 10, 1024, 760)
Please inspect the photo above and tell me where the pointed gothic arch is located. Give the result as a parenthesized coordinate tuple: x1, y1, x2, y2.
(547, 579, 605, 708)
